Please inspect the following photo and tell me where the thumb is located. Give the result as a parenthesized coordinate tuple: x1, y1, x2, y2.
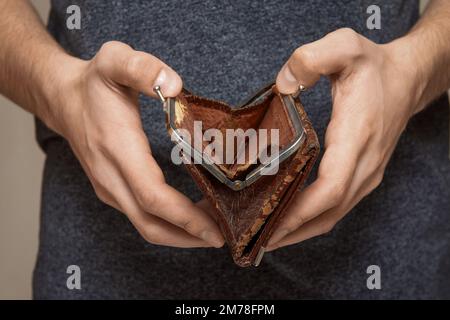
(276, 28, 363, 94)
(95, 41, 183, 98)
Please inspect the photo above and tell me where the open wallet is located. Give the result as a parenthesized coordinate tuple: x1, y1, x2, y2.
(155, 83, 320, 267)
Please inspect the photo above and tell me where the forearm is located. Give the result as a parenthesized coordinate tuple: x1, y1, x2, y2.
(0, 0, 80, 129)
(390, 0, 450, 113)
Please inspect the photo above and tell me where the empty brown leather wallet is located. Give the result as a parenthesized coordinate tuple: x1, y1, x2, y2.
(163, 83, 320, 267)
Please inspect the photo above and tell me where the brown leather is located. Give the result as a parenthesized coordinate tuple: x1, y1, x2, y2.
(166, 84, 320, 267)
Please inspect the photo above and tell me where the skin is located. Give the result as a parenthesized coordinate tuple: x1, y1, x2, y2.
(0, 0, 223, 249)
(268, 2, 450, 250)
(0, 1, 449, 251)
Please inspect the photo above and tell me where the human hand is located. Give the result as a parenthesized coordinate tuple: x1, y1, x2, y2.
(268, 28, 422, 250)
(44, 41, 224, 248)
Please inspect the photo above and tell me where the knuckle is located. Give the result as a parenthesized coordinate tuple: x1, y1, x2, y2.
(92, 184, 112, 205)
(362, 121, 374, 140)
(136, 190, 159, 212)
(355, 123, 372, 145)
(327, 181, 346, 206)
(280, 222, 296, 235)
(180, 218, 199, 235)
(95, 41, 137, 76)
(334, 28, 364, 59)
(335, 27, 358, 39)
(321, 220, 336, 235)
(292, 45, 317, 70)
(287, 212, 305, 232)
(372, 152, 384, 168)
(92, 132, 109, 152)
(125, 54, 146, 78)
(142, 224, 163, 245)
(95, 41, 122, 69)
(98, 41, 123, 57)
(93, 187, 107, 203)
(372, 171, 384, 189)
(96, 131, 120, 157)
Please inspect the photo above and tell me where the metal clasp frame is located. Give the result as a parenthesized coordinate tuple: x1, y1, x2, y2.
(154, 85, 306, 191)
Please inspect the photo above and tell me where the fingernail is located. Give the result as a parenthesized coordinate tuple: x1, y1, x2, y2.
(153, 67, 182, 97)
(276, 64, 298, 94)
(268, 229, 289, 246)
(201, 230, 224, 248)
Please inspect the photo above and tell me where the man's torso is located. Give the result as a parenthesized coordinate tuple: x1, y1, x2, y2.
(33, 0, 450, 299)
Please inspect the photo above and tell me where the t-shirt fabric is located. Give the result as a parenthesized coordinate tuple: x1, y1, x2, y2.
(33, 0, 450, 299)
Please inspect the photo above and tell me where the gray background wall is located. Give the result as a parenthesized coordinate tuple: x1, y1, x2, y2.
(0, 0, 443, 299)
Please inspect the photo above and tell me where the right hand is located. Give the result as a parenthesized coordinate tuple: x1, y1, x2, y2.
(44, 41, 224, 248)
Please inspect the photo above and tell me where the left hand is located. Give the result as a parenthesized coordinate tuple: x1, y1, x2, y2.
(267, 28, 422, 251)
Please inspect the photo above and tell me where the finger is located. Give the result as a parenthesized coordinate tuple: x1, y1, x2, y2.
(266, 207, 339, 251)
(268, 97, 375, 245)
(129, 208, 215, 248)
(268, 114, 368, 245)
(121, 182, 215, 248)
(267, 164, 367, 251)
(268, 139, 359, 246)
(82, 152, 211, 247)
(109, 128, 224, 248)
(95, 41, 182, 97)
(267, 176, 371, 251)
(276, 28, 364, 93)
(266, 173, 369, 252)
(268, 154, 387, 251)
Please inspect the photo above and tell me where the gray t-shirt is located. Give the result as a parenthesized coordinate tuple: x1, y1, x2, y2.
(33, 0, 450, 299)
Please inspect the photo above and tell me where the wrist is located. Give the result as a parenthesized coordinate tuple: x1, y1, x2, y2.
(383, 36, 430, 115)
(36, 50, 87, 135)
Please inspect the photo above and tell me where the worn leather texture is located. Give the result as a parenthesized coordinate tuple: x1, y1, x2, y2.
(166, 84, 320, 267)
